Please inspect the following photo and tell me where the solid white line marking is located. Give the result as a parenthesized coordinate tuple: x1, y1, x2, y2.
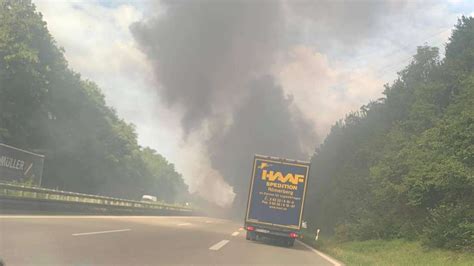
(72, 229, 131, 236)
(209, 240, 230, 251)
(205, 220, 213, 223)
(178, 223, 191, 226)
(231, 231, 239, 236)
(297, 240, 343, 266)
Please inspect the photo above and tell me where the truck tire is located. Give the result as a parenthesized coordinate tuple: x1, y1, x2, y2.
(286, 238, 295, 247)
(253, 233, 259, 241)
(246, 231, 256, 241)
(246, 231, 250, 240)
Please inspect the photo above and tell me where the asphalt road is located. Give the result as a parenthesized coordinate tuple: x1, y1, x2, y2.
(0, 216, 339, 265)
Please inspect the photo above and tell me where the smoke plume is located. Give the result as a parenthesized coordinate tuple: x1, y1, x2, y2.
(207, 76, 316, 216)
(130, 0, 412, 212)
(131, 0, 316, 211)
(131, 0, 283, 135)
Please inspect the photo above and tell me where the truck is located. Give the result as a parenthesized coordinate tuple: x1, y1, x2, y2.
(244, 154, 310, 247)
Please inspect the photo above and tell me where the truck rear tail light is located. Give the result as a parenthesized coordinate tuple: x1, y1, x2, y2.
(289, 232, 298, 238)
(246, 226, 255, 231)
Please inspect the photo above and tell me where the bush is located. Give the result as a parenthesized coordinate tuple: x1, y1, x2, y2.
(423, 203, 474, 251)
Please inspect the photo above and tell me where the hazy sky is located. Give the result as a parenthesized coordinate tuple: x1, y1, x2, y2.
(34, 0, 474, 206)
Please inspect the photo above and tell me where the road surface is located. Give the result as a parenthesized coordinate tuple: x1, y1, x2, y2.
(0, 216, 339, 265)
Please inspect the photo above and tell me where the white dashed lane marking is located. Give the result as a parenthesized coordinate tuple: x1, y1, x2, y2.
(72, 229, 131, 236)
(209, 240, 230, 251)
(231, 231, 239, 236)
(178, 223, 191, 226)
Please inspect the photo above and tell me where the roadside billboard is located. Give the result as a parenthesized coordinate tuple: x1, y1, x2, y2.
(0, 143, 44, 186)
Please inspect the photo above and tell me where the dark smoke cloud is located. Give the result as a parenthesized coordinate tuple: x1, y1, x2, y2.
(130, 0, 405, 211)
(131, 0, 283, 135)
(130, 0, 317, 211)
(208, 76, 317, 216)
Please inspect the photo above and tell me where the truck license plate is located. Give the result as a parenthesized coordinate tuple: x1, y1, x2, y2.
(256, 229, 269, 233)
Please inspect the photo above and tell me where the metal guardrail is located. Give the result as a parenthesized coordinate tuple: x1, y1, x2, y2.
(0, 182, 193, 212)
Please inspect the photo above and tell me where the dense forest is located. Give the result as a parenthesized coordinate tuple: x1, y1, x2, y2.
(0, 1, 188, 203)
(305, 17, 473, 251)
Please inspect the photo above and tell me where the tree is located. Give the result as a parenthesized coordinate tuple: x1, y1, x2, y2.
(0, 0, 189, 203)
(304, 17, 474, 250)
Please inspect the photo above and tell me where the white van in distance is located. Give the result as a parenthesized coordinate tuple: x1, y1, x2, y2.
(141, 195, 157, 202)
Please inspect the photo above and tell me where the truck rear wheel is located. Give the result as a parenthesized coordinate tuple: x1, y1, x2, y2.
(286, 238, 295, 247)
(246, 231, 256, 241)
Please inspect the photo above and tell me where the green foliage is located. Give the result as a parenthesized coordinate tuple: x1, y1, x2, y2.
(305, 17, 474, 250)
(314, 239, 474, 266)
(0, 0, 188, 203)
(423, 203, 474, 251)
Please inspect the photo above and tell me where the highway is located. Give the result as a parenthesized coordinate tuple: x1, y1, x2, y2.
(0, 216, 339, 265)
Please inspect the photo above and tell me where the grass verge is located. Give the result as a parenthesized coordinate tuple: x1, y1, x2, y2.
(301, 232, 473, 265)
